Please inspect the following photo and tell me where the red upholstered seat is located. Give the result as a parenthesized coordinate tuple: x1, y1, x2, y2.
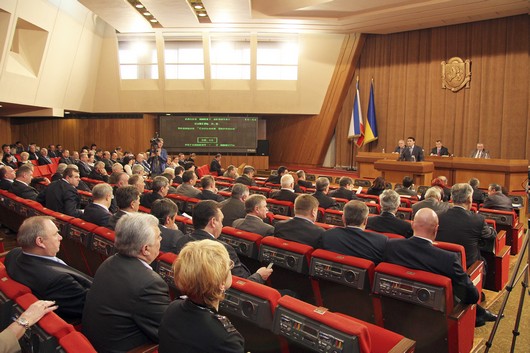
(323, 208, 343, 226)
(183, 197, 201, 215)
(395, 207, 413, 220)
(0, 274, 32, 299)
(166, 194, 189, 213)
(219, 226, 263, 272)
(249, 186, 272, 197)
(59, 331, 98, 353)
(154, 252, 178, 298)
(265, 198, 294, 216)
(365, 229, 405, 240)
(478, 208, 523, 255)
(332, 197, 349, 210)
(356, 193, 379, 203)
(365, 202, 381, 214)
(138, 205, 151, 213)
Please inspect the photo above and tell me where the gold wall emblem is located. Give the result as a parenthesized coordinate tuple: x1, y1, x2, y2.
(441, 57, 471, 92)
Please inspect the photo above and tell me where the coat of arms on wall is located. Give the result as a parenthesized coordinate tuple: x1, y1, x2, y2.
(441, 57, 471, 92)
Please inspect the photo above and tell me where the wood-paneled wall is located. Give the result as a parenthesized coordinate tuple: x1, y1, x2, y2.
(0, 117, 11, 145)
(10, 115, 156, 153)
(333, 15, 530, 166)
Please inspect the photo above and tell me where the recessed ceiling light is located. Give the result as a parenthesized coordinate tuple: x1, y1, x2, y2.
(194, 5, 203, 9)
(143, 12, 151, 16)
(197, 13, 207, 17)
(135, 4, 144, 8)
(150, 19, 158, 23)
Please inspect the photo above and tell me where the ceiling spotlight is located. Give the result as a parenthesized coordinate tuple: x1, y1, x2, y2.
(150, 19, 158, 23)
(143, 12, 151, 16)
(135, 4, 144, 8)
(197, 13, 207, 17)
(194, 5, 203, 9)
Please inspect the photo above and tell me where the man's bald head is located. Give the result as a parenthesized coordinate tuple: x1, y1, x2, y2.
(412, 208, 439, 241)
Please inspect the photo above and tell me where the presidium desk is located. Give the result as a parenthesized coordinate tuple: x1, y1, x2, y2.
(356, 152, 528, 192)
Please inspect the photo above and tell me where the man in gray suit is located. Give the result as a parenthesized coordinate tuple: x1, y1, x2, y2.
(220, 183, 249, 226)
(412, 187, 451, 216)
(482, 183, 513, 211)
(232, 194, 274, 236)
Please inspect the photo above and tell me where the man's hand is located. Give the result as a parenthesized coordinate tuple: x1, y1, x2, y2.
(256, 266, 273, 280)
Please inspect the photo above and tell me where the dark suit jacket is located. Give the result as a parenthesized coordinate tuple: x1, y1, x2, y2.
(366, 212, 413, 238)
(210, 159, 222, 174)
(312, 191, 338, 209)
(234, 174, 256, 186)
(322, 226, 388, 265)
(329, 187, 357, 200)
(400, 145, 424, 162)
(430, 146, 449, 156)
(482, 193, 513, 211)
(88, 169, 109, 182)
(172, 175, 183, 184)
(140, 192, 164, 208)
(274, 217, 324, 249)
(76, 161, 93, 178)
(220, 198, 246, 227)
(270, 189, 297, 203)
(38, 155, 52, 165)
(472, 188, 486, 204)
(9, 180, 38, 200)
(59, 156, 74, 165)
(107, 210, 128, 230)
(383, 237, 479, 304)
(159, 225, 188, 254)
(265, 174, 281, 184)
(232, 214, 275, 236)
(158, 299, 244, 353)
(411, 198, 451, 216)
(37, 179, 83, 217)
(198, 189, 225, 202)
(0, 178, 13, 190)
(189, 229, 263, 283)
(82, 254, 170, 353)
(470, 149, 490, 159)
(393, 146, 405, 154)
(437, 206, 497, 267)
(81, 203, 111, 226)
(5, 248, 92, 321)
(297, 180, 314, 188)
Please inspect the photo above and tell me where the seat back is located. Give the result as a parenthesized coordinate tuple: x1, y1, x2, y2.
(365, 202, 381, 214)
(219, 227, 263, 273)
(323, 209, 343, 226)
(249, 186, 272, 197)
(183, 197, 201, 215)
(272, 295, 371, 353)
(91, 226, 117, 257)
(155, 252, 179, 298)
(478, 208, 516, 227)
(174, 215, 194, 234)
(310, 249, 378, 324)
(354, 179, 372, 187)
(395, 207, 413, 220)
(166, 194, 189, 213)
(266, 198, 294, 216)
(220, 276, 284, 353)
(356, 194, 379, 203)
(58, 331, 98, 353)
(332, 197, 349, 210)
(0, 273, 31, 331)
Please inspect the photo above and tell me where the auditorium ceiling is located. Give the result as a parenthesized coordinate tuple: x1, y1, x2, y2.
(78, 0, 529, 34)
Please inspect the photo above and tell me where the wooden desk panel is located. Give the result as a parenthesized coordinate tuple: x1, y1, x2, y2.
(194, 155, 269, 170)
(374, 160, 434, 185)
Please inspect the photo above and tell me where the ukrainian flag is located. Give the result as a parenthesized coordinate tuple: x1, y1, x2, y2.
(364, 80, 378, 144)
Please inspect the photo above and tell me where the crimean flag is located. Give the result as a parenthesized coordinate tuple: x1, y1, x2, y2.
(364, 80, 378, 144)
(348, 79, 364, 147)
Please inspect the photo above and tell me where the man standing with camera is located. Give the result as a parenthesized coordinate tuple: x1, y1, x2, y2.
(148, 138, 168, 176)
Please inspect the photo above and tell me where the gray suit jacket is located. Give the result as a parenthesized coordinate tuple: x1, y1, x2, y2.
(232, 214, 275, 236)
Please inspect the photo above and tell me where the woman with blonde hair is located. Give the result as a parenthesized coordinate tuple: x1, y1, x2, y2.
(158, 239, 244, 353)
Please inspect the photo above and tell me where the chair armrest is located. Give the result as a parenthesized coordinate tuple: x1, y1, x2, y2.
(127, 344, 158, 353)
(448, 302, 474, 321)
(387, 338, 416, 353)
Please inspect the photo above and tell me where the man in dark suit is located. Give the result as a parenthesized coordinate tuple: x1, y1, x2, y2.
(429, 140, 450, 156)
(270, 174, 298, 203)
(107, 186, 140, 230)
(232, 194, 275, 236)
(265, 166, 288, 185)
(5, 216, 92, 321)
(329, 176, 358, 200)
(210, 153, 223, 175)
(235, 165, 257, 186)
(312, 177, 338, 209)
(482, 183, 513, 211)
(220, 183, 249, 226)
(172, 165, 184, 184)
(37, 147, 53, 165)
(296, 170, 314, 189)
(10, 165, 39, 200)
(81, 183, 113, 226)
(76, 152, 93, 178)
(322, 200, 388, 264)
(393, 139, 405, 154)
(366, 189, 413, 238)
(27, 144, 39, 161)
(275, 194, 324, 248)
(189, 200, 272, 284)
(140, 176, 169, 208)
(470, 143, 490, 159)
(400, 136, 424, 162)
(59, 149, 74, 165)
(151, 198, 188, 254)
(37, 167, 83, 217)
(82, 213, 171, 353)
(469, 178, 486, 204)
(0, 165, 15, 190)
(395, 176, 418, 197)
(197, 175, 225, 202)
(411, 187, 451, 216)
(88, 161, 110, 182)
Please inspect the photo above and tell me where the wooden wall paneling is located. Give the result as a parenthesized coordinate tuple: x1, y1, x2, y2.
(0, 117, 11, 144)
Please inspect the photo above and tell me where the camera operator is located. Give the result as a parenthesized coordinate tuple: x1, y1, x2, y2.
(148, 138, 168, 176)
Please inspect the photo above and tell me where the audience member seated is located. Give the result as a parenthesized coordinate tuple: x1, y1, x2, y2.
(232, 194, 275, 236)
(81, 183, 113, 226)
(223, 164, 239, 179)
(189, 200, 272, 284)
(59, 149, 74, 165)
(383, 208, 494, 326)
(270, 173, 298, 203)
(429, 139, 450, 156)
(210, 153, 223, 175)
(296, 170, 314, 188)
(235, 165, 257, 186)
(0, 165, 15, 190)
(437, 176, 452, 201)
(470, 142, 490, 159)
(108, 163, 125, 184)
(158, 240, 244, 353)
(160, 170, 178, 194)
(51, 163, 68, 182)
(220, 183, 249, 226)
(2, 144, 18, 168)
(101, 151, 114, 173)
(10, 165, 39, 201)
(0, 300, 58, 353)
(140, 176, 169, 208)
(128, 174, 145, 194)
(5, 216, 92, 321)
(82, 213, 171, 352)
(176, 170, 201, 198)
(329, 176, 357, 200)
(17, 151, 32, 168)
(37, 167, 83, 217)
(198, 175, 225, 202)
(37, 147, 53, 165)
(393, 139, 405, 154)
(482, 183, 513, 211)
(395, 176, 417, 197)
(275, 194, 324, 248)
(265, 166, 288, 184)
(366, 189, 413, 238)
(122, 156, 136, 176)
(131, 163, 146, 178)
(172, 165, 184, 184)
(151, 198, 188, 254)
(411, 187, 450, 216)
(107, 186, 140, 230)
(367, 176, 386, 196)
(66, 164, 91, 192)
(27, 143, 39, 161)
(135, 152, 151, 175)
(322, 201, 388, 264)
(76, 152, 93, 178)
(88, 161, 110, 182)
(469, 178, 486, 204)
(312, 177, 338, 209)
